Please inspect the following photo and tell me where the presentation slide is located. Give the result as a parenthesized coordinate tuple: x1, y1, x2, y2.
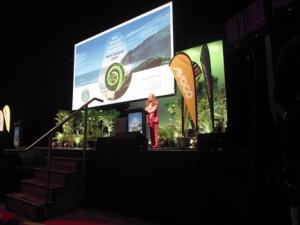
(73, 2, 174, 110)
(128, 112, 143, 134)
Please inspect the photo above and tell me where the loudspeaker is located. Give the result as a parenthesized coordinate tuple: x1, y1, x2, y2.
(96, 132, 148, 151)
(197, 133, 228, 151)
(115, 132, 148, 150)
(96, 137, 114, 150)
(0, 131, 13, 157)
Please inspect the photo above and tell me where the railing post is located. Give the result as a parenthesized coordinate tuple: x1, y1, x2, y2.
(46, 133, 53, 205)
(82, 106, 88, 204)
(83, 105, 88, 161)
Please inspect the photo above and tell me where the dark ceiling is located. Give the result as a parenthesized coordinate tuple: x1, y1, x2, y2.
(0, 0, 253, 51)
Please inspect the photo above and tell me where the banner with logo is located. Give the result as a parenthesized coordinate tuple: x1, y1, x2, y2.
(182, 61, 202, 131)
(0, 110, 4, 132)
(3, 105, 11, 132)
(200, 44, 214, 129)
(0, 105, 10, 132)
(169, 53, 197, 128)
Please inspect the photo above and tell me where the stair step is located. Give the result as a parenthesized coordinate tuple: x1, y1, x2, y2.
(6, 192, 46, 206)
(6, 192, 46, 221)
(22, 178, 66, 189)
(51, 156, 84, 161)
(34, 167, 78, 185)
(35, 167, 78, 174)
(49, 157, 83, 171)
(21, 178, 66, 200)
(5, 153, 84, 221)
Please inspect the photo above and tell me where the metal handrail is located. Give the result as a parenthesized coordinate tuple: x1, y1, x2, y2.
(5, 97, 103, 206)
(5, 97, 103, 153)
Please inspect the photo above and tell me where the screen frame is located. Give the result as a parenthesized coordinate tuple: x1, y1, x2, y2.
(127, 108, 146, 135)
(72, 2, 174, 110)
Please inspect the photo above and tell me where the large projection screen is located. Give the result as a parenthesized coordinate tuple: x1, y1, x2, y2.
(72, 2, 174, 110)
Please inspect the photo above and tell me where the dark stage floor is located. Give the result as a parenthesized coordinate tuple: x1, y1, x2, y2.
(1, 203, 166, 225)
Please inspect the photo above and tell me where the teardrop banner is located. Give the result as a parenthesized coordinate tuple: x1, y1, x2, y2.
(182, 61, 202, 131)
(3, 105, 11, 132)
(169, 52, 197, 129)
(0, 110, 4, 131)
(200, 44, 214, 130)
(0, 105, 11, 132)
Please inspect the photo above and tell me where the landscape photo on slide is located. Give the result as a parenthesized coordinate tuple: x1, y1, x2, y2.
(73, 2, 174, 109)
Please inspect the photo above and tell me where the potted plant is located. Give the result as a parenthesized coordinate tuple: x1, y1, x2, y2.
(158, 125, 180, 148)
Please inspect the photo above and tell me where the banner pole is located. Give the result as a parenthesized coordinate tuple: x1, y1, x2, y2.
(181, 94, 184, 136)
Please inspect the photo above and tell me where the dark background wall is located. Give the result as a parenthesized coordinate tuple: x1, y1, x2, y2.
(1, 1, 299, 224)
(0, 0, 253, 145)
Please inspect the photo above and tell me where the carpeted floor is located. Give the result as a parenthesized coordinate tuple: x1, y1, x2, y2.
(1, 203, 165, 225)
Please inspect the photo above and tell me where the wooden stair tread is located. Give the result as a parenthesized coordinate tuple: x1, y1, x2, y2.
(22, 178, 66, 189)
(34, 167, 78, 174)
(6, 150, 84, 221)
(6, 192, 46, 206)
(47, 156, 84, 161)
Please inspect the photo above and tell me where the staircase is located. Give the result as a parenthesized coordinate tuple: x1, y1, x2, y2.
(4, 98, 102, 222)
(5, 156, 84, 221)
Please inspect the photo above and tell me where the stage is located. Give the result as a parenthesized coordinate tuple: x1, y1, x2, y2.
(2, 146, 250, 225)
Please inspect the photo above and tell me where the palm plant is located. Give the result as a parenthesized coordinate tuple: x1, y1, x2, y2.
(213, 87, 227, 130)
(100, 109, 120, 137)
(53, 110, 74, 146)
(164, 88, 182, 134)
(197, 98, 213, 133)
(158, 124, 180, 147)
(85, 108, 103, 141)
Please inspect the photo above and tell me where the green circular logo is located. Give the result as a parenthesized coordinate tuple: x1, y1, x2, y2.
(81, 89, 90, 102)
(105, 63, 125, 91)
